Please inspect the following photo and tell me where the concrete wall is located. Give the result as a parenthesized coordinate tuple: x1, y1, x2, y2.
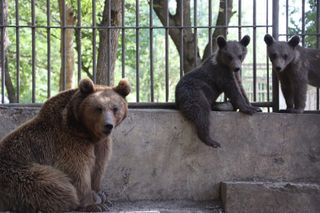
(0, 107, 319, 201)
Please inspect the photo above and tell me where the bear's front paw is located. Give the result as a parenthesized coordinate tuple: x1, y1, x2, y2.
(95, 191, 113, 206)
(253, 106, 262, 112)
(286, 108, 304, 114)
(240, 106, 257, 115)
(204, 139, 221, 148)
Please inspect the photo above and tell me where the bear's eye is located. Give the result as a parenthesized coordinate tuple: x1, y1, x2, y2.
(227, 54, 233, 60)
(112, 107, 119, 113)
(95, 107, 103, 113)
(238, 54, 242, 60)
(270, 53, 277, 60)
(283, 54, 288, 60)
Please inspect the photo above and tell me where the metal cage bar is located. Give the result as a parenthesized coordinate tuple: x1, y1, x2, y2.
(15, 0, 20, 102)
(272, 0, 279, 112)
(135, 0, 140, 102)
(31, 0, 36, 102)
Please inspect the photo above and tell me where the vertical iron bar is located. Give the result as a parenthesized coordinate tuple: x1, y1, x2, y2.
(224, 0, 227, 37)
(223, 0, 228, 102)
(92, 0, 97, 83)
(47, 0, 51, 98)
(77, 0, 82, 83)
(61, 0, 66, 91)
(136, 0, 140, 102)
(316, 0, 320, 110)
(16, 0, 20, 102)
(165, 0, 169, 101)
(193, 0, 198, 67)
(302, 0, 305, 46)
(272, 0, 279, 111)
(149, 0, 154, 102)
(208, 0, 212, 56)
(121, 0, 125, 78)
(266, 0, 270, 111)
(238, 0, 242, 40)
(285, 0, 288, 40)
(253, 0, 257, 102)
(0, 0, 4, 103)
(107, 0, 111, 85)
(179, 0, 184, 77)
(31, 0, 36, 102)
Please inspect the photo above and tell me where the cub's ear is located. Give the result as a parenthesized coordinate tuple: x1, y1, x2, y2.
(217, 36, 227, 49)
(240, 35, 250, 47)
(264, 34, 275, 46)
(79, 78, 95, 95)
(288, 35, 300, 48)
(113, 79, 131, 98)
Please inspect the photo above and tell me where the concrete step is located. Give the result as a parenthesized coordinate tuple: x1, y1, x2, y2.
(221, 181, 320, 213)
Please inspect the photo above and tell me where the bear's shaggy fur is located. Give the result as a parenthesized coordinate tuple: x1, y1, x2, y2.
(0, 78, 130, 213)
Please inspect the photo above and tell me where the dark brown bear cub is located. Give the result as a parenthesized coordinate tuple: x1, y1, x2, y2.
(0, 79, 130, 213)
(175, 35, 261, 148)
(264, 34, 320, 113)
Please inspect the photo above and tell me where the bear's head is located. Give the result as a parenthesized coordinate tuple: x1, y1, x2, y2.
(65, 78, 130, 141)
(216, 35, 250, 72)
(264, 34, 300, 72)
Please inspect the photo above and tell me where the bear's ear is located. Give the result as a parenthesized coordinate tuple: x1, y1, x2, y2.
(113, 79, 131, 98)
(79, 78, 95, 95)
(264, 34, 274, 47)
(288, 35, 300, 48)
(240, 35, 250, 47)
(217, 36, 227, 49)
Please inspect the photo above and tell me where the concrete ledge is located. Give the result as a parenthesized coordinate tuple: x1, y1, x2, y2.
(0, 107, 320, 201)
(221, 181, 320, 213)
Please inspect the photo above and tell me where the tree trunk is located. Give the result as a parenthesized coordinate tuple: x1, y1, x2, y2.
(58, 2, 76, 91)
(152, 0, 201, 74)
(0, 0, 16, 102)
(202, 0, 234, 61)
(152, 0, 234, 73)
(96, 0, 122, 86)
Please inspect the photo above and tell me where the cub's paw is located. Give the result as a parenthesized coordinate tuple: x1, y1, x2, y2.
(77, 203, 110, 212)
(286, 108, 304, 114)
(203, 139, 221, 148)
(253, 106, 262, 112)
(240, 106, 257, 115)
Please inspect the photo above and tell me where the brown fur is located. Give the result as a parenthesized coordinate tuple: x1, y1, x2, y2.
(0, 79, 130, 213)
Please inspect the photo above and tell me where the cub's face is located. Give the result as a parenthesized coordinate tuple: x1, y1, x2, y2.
(77, 79, 130, 139)
(264, 34, 300, 72)
(216, 35, 250, 72)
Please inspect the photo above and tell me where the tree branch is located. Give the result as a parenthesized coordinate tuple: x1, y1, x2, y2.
(152, 0, 201, 73)
(202, 0, 234, 61)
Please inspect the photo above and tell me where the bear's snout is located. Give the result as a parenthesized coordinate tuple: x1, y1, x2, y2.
(234, 67, 241, 72)
(275, 66, 282, 72)
(105, 123, 114, 131)
(103, 111, 114, 135)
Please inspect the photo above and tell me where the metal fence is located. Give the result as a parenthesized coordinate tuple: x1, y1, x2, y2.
(0, 0, 319, 111)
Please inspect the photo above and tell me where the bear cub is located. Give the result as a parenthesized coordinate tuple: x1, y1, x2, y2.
(265, 34, 320, 113)
(175, 35, 261, 148)
(0, 79, 130, 213)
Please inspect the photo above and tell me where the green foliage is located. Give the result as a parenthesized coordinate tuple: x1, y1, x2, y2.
(288, 0, 317, 48)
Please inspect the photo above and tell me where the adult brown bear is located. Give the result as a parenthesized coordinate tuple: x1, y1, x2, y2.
(0, 78, 130, 213)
